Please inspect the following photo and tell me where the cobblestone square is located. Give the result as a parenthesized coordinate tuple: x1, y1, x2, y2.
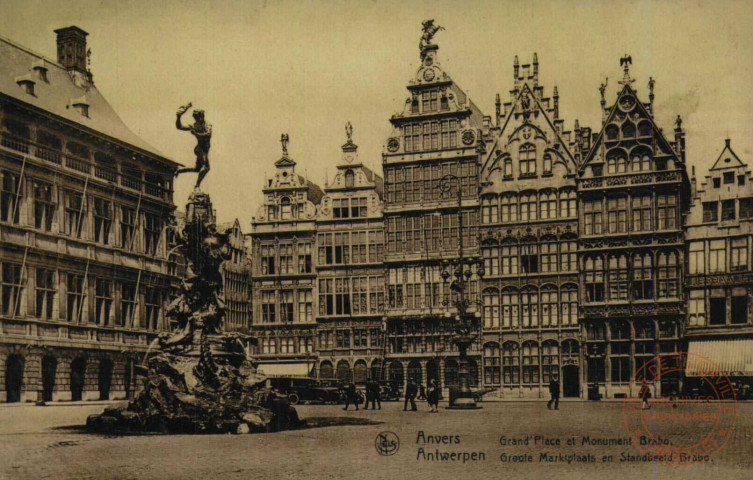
(1, 400, 751, 480)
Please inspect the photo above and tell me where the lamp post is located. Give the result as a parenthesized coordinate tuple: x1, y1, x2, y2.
(437, 174, 485, 409)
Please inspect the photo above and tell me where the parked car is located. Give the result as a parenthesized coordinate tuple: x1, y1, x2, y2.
(471, 387, 498, 402)
(267, 377, 340, 405)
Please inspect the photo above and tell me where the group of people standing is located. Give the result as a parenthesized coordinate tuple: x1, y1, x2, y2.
(342, 379, 441, 412)
(403, 379, 440, 413)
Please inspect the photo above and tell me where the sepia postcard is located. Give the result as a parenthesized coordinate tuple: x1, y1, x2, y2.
(0, 1, 752, 479)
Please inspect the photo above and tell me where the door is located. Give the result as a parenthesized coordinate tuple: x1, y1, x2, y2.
(562, 365, 580, 398)
(42, 356, 57, 402)
(5, 355, 24, 403)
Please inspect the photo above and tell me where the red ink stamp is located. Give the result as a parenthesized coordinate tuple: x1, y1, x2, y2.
(622, 352, 738, 466)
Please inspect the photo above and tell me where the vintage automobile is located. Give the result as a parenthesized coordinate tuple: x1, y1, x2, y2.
(471, 387, 498, 402)
(379, 381, 401, 401)
(266, 377, 341, 405)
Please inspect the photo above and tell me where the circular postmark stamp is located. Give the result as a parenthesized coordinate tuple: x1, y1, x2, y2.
(375, 431, 399, 456)
(622, 352, 738, 466)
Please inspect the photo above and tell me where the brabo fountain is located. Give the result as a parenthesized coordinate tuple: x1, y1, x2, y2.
(87, 106, 301, 434)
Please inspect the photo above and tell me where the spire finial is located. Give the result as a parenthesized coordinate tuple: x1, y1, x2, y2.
(619, 55, 634, 86)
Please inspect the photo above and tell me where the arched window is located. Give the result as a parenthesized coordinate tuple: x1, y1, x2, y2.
(632, 253, 653, 300)
(638, 120, 651, 137)
(345, 169, 355, 188)
(521, 287, 538, 328)
(608, 254, 629, 300)
(354, 360, 368, 384)
(519, 144, 536, 176)
(543, 154, 553, 175)
(539, 191, 557, 219)
(559, 190, 576, 218)
(501, 194, 518, 222)
(319, 361, 334, 379)
(481, 195, 498, 224)
(389, 361, 404, 386)
(541, 340, 560, 384)
(630, 149, 651, 172)
(483, 342, 501, 386)
(605, 124, 619, 141)
(280, 197, 292, 220)
(607, 153, 627, 174)
(503, 157, 513, 178)
(541, 285, 558, 327)
(522, 341, 540, 385)
(560, 285, 578, 326)
(336, 360, 352, 382)
(502, 342, 520, 386)
(562, 339, 579, 356)
(584, 256, 605, 302)
(621, 122, 636, 139)
(501, 288, 519, 328)
(483, 288, 500, 329)
(657, 251, 679, 298)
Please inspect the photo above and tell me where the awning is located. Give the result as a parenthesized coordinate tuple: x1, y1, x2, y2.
(257, 363, 314, 377)
(686, 339, 753, 377)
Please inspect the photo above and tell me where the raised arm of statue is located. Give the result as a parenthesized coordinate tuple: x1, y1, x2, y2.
(176, 103, 193, 131)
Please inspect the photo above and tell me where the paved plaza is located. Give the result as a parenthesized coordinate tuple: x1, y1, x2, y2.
(0, 400, 751, 480)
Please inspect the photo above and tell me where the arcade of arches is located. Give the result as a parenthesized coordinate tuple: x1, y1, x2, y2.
(1, 348, 136, 403)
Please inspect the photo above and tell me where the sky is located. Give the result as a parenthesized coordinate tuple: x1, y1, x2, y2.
(2, 0, 752, 226)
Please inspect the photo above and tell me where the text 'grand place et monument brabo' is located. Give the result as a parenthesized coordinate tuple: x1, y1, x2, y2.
(2, 20, 753, 412)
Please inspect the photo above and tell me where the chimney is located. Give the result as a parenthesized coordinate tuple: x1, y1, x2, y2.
(55, 26, 92, 87)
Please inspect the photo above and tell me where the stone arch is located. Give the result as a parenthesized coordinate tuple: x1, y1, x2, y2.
(319, 361, 334, 380)
(426, 359, 440, 387)
(41, 355, 57, 402)
(70, 357, 86, 401)
(407, 360, 422, 386)
(444, 359, 459, 388)
(98, 358, 114, 401)
(370, 359, 383, 381)
(353, 360, 368, 385)
(5, 354, 25, 403)
(388, 361, 404, 388)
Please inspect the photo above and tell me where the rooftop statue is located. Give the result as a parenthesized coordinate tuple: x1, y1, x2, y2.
(420, 19, 444, 52)
(176, 103, 212, 190)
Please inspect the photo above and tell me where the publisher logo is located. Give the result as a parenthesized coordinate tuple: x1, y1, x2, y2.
(375, 431, 400, 456)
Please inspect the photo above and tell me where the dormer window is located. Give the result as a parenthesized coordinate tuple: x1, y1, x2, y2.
(280, 197, 292, 220)
(345, 169, 355, 188)
(69, 96, 90, 118)
(15, 75, 35, 96)
(32, 59, 49, 83)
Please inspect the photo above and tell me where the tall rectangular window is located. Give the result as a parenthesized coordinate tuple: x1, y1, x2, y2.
(731, 237, 748, 271)
(298, 290, 312, 323)
(35, 268, 55, 320)
(584, 257, 605, 302)
(261, 291, 276, 323)
(731, 288, 748, 324)
(608, 255, 629, 300)
(688, 290, 706, 326)
(93, 198, 112, 245)
(703, 201, 718, 223)
(583, 199, 603, 235)
(121, 206, 136, 250)
(657, 194, 678, 229)
(33, 181, 55, 231)
(607, 197, 627, 233)
(631, 195, 651, 232)
(657, 252, 679, 298)
(560, 241, 577, 272)
(66, 274, 84, 322)
(279, 290, 294, 323)
(709, 294, 726, 325)
(0, 171, 21, 224)
(709, 240, 726, 273)
(689, 241, 705, 274)
(721, 199, 736, 221)
(95, 278, 112, 325)
(632, 254, 653, 300)
(261, 245, 276, 274)
(144, 213, 162, 255)
(1, 263, 23, 316)
(278, 244, 293, 274)
(740, 198, 753, 219)
(484, 247, 500, 276)
(65, 191, 85, 238)
(145, 289, 161, 330)
(121, 282, 136, 327)
(298, 243, 312, 273)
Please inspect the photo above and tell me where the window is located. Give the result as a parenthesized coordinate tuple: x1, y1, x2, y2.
(501, 289, 519, 328)
(483, 289, 500, 329)
(541, 287, 558, 327)
(608, 254, 628, 300)
(65, 191, 85, 238)
(280, 197, 292, 220)
(298, 243, 312, 273)
(610, 322, 630, 384)
(559, 190, 576, 218)
(261, 291, 276, 323)
(336, 330, 351, 349)
(703, 201, 718, 223)
(66, 274, 84, 322)
(261, 245, 276, 275)
(502, 342, 520, 386)
(607, 154, 627, 174)
(501, 194, 518, 222)
(722, 199, 736, 221)
(607, 197, 627, 233)
(584, 256, 605, 302)
(484, 343, 501, 385)
(144, 213, 162, 255)
(298, 290, 312, 323)
(521, 288, 538, 327)
(540, 240, 557, 273)
(121, 283, 136, 327)
(520, 243, 538, 274)
(541, 341, 559, 384)
(501, 244, 518, 275)
(560, 286, 577, 326)
(739, 175, 745, 186)
(95, 278, 112, 325)
(121, 206, 136, 250)
(34, 268, 55, 320)
(732, 288, 748, 324)
(520, 193, 537, 221)
(422, 89, 438, 113)
(279, 290, 294, 322)
(560, 240, 577, 272)
(731, 237, 748, 271)
(352, 277, 367, 314)
(345, 169, 355, 188)
(688, 290, 706, 326)
(350, 197, 367, 218)
(483, 247, 500, 276)
(724, 172, 734, 184)
(522, 341, 540, 385)
(33, 181, 55, 231)
(740, 198, 753, 219)
(1, 171, 21, 224)
(631, 152, 651, 172)
(88, 198, 111, 244)
(503, 158, 513, 178)
(632, 254, 653, 300)
(144, 290, 161, 330)
(1, 263, 23, 316)
(689, 241, 705, 274)
(278, 244, 293, 274)
(631, 195, 651, 231)
(519, 144, 536, 176)
(539, 192, 557, 219)
(543, 154, 552, 175)
(38, 131, 63, 163)
(713, 178, 721, 188)
(583, 199, 603, 235)
(709, 240, 726, 273)
(709, 294, 725, 325)
(481, 196, 498, 224)
(404, 124, 420, 152)
(657, 251, 679, 298)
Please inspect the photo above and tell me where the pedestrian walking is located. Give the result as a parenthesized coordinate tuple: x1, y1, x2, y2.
(365, 379, 381, 410)
(427, 379, 439, 413)
(404, 380, 418, 411)
(547, 375, 560, 410)
(343, 382, 359, 411)
(418, 384, 426, 400)
(639, 381, 651, 410)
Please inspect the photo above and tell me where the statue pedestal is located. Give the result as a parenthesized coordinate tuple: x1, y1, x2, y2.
(186, 190, 215, 225)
